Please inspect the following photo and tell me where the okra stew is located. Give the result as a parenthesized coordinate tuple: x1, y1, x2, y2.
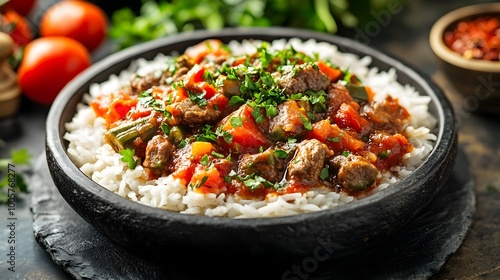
(89, 39, 413, 200)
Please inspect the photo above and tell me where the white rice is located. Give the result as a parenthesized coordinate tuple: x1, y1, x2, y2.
(64, 38, 437, 218)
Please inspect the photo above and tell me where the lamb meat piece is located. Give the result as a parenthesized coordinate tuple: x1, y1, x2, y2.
(269, 100, 309, 141)
(129, 70, 172, 96)
(218, 76, 242, 97)
(168, 97, 224, 126)
(326, 82, 354, 116)
(171, 67, 189, 82)
(175, 54, 195, 69)
(143, 135, 174, 171)
(331, 154, 379, 191)
(286, 139, 332, 186)
(277, 64, 330, 95)
(238, 148, 287, 183)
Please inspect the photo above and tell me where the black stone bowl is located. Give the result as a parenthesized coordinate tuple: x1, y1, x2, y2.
(45, 27, 457, 260)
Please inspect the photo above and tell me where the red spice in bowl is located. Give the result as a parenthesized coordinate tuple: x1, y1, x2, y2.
(444, 16, 500, 61)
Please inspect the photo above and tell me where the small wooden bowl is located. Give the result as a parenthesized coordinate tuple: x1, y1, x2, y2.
(429, 3, 500, 114)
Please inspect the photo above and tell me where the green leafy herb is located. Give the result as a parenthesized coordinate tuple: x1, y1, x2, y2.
(228, 170, 286, 192)
(229, 116, 243, 128)
(120, 148, 138, 169)
(319, 167, 329, 180)
(228, 96, 245, 107)
(342, 151, 350, 157)
(187, 90, 208, 107)
(378, 150, 391, 159)
(138, 89, 169, 116)
(328, 137, 340, 142)
(200, 154, 210, 166)
(345, 84, 369, 102)
(299, 114, 313, 131)
(161, 123, 170, 135)
(211, 151, 225, 158)
(0, 148, 32, 204)
(190, 175, 209, 189)
(274, 150, 289, 159)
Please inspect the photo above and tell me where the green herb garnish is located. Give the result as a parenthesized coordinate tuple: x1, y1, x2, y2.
(120, 148, 138, 169)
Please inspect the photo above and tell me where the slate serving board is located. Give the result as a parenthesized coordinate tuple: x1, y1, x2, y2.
(30, 147, 475, 280)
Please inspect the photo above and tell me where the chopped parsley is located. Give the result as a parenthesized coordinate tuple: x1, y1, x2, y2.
(120, 148, 138, 169)
(378, 150, 392, 159)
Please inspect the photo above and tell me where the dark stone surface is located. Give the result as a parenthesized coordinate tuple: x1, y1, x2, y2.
(30, 147, 474, 280)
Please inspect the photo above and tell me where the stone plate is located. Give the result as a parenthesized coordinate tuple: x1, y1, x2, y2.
(31, 147, 475, 280)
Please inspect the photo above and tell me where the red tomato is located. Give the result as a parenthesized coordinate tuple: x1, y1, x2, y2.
(39, 0, 108, 52)
(0, 9, 33, 47)
(17, 37, 91, 105)
(1, 0, 37, 16)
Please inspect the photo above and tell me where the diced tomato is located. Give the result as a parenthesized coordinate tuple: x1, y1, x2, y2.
(317, 61, 343, 82)
(165, 87, 189, 120)
(90, 92, 137, 127)
(190, 165, 226, 194)
(368, 133, 413, 170)
(208, 93, 229, 112)
(307, 119, 365, 153)
(232, 56, 247, 66)
(185, 39, 230, 64)
(217, 104, 269, 154)
(106, 98, 138, 127)
(185, 66, 217, 99)
(334, 103, 371, 134)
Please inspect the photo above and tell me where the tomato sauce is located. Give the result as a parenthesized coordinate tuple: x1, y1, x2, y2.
(444, 16, 500, 61)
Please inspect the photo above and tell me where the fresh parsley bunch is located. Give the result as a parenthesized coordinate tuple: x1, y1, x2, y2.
(109, 0, 360, 50)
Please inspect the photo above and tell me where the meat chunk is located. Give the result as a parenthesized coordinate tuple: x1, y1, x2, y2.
(168, 97, 223, 126)
(269, 100, 309, 141)
(129, 70, 172, 96)
(362, 96, 410, 134)
(326, 82, 354, 116)
(218, 76, 242, 97)
(143, 135, 174, 171)
(287, 139, 332, 186)
(277, 64, 330, 95)
(331, 154, 379, 191)
(238, 149, 287, 183)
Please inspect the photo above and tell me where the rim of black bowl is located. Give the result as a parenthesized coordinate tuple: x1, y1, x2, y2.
(46, 27, 456, 226)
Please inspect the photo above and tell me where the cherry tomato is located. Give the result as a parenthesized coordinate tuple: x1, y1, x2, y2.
(39, 0, 108, 52)
(0, 9, 33, 47)
(17, 36, 91, 105)
(1, 0, 37, 16)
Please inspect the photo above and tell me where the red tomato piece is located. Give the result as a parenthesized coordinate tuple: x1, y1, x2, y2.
(316, 61, 343, 82)
(190, 165, 226, 195)
(307, 119, 365, 153)
(218, 104, 269, 154)
(185, 39, 230, 64)
(334, 103, 371, 134)
(368, 133, 413, 170)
